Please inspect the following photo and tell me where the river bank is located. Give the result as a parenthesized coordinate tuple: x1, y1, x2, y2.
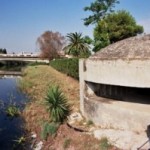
(0, 77, 28, 150)
(20, 65, 117, 150)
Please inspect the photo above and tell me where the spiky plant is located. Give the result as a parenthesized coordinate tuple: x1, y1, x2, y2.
(45, 86, 71, 123)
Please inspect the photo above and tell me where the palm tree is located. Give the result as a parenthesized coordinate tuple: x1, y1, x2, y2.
(64, 32, 90, 57)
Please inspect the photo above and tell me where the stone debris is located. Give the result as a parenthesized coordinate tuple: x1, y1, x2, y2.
(31, 132, 37, 138)
(34, 141, 43, 150)
(68, 112, 83, 124)
(61, 111, 150, 149)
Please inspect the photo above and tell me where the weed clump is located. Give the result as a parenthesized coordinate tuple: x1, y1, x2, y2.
(6, 105, 20, 117)
(63, 138, 71, 149)
(41, 122, 59, 140)
(99, 137, 112, 150)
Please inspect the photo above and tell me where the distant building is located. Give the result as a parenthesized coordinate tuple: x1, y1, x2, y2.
(16, 52, 39, 57)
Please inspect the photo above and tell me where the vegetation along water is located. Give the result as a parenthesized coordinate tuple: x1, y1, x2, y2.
(0, 77, 28, 150)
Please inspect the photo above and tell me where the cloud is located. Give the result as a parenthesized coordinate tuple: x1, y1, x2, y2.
(138, 19, 150, 34)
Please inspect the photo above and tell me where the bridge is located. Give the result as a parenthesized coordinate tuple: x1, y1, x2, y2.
(0, 70, 22, 76)
(0, 56, 49, 63)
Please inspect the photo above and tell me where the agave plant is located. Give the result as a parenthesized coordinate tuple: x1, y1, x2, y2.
(45, 85, 71, 123)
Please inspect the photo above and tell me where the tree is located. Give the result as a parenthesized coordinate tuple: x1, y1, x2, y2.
(0, 48, 7, 54)
(83, 35, 93, 45)
(64, 32, 91, 57)
(83, 0, 119, 26)
(3, 49, 7, 54)
(93, 10, 144, 52)
(93, 19, 110, 52)
(37, 31, 65, 60)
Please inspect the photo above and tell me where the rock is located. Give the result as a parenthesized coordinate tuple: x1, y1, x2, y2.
(68, 112, 83, 124)
(34, 141, 43, 150)
(89, 127, 96, 132)
(31, 132, 37, 138)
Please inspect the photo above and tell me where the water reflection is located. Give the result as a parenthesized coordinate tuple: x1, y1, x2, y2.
(0, 77, 28, 150)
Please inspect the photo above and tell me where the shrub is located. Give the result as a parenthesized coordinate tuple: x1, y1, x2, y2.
(87, 120, 94, 126)
(49, 58, 79, 79)
(99, 137, 112, 150)
(45, 85, 71, 123)
(63, 138, 71, 149)
(41, 122, 59, 140)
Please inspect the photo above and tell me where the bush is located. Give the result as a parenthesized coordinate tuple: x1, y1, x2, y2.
(87, 120, 94, 126)
(99, 137, 112, 150)
(49, 58, 79, 79)
(45, 85, 71, 123)
(41, 122, 59, 140)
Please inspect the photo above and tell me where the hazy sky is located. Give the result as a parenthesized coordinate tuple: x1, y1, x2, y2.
(0, 0, 150, 53)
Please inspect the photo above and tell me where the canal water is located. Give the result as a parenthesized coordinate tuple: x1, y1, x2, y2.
(0, 77, 28, 150)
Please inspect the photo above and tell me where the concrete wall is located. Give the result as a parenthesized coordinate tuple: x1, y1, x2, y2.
(82, 59, 150, 88)
(79, 59, 150, 132)
(84, 97, 150, 132)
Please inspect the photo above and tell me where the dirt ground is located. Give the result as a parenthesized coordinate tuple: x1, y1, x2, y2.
(20, 65, 118, 150)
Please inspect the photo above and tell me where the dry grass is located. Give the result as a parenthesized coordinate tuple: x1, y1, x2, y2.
(21, 65, 79, 110)
(21, 65, 118, 150)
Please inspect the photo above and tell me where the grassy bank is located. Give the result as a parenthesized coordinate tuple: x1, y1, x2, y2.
(20, 65, 79, 129)
(20, 65, 116, 150)
(21, 65, 79, 109)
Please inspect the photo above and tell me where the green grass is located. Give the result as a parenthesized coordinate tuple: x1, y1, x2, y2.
(41, 121, 60, 140)
(99, 137, 112, 150)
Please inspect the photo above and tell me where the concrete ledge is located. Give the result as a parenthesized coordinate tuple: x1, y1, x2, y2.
(84, 96, 150, 132)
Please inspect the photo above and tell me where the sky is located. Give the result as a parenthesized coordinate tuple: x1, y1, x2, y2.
(0, 0, 150, 53)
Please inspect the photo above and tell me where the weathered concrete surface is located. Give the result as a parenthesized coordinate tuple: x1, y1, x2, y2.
(79, 59, 84, 114)
(83, 59, 150, 88)
(80, 58, 150, 131)
(79, 35, 150, 132)
(84, 96, 150, 132)
(94, 129, 149, 150)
